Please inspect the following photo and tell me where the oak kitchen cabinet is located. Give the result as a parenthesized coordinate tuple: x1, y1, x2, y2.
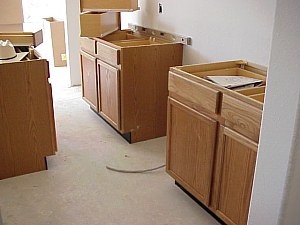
(0, 46, 57, 180)
(80, 30, 183, 143)
(166, 60, 267, 225)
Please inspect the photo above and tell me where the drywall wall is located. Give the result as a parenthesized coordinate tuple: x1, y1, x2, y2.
(123, 0, 276, 66)
(248, 0, 300, 224)
(46, 0, 67, 20)
(281, 115, 300, 225)
(0, 0, 23, 24)
(65, 0, 81, 86)
(22, 0, 66, 22)
(68, 0, 277, 86)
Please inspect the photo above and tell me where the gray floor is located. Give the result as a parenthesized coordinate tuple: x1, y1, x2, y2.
(0, 69, 220, 225)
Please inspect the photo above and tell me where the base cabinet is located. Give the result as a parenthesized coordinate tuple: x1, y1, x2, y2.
(166, 61, 266, 225)
(167, 98, 217, 205)
(80, 32, 183, 143)
(211, 126, 257, 225)
(97, 59, 120, 130)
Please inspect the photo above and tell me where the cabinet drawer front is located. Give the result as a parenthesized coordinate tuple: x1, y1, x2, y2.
(80, 37, 96, 55)
(80, 12, 119, 38)
(168, 72, 220, 114)
(80, 0, 139, 11)
(96, 41, 120, 66)
(221, 94, 262, 142)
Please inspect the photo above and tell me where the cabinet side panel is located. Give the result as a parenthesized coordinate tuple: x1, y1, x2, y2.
(120, 44, 183, 142)
(0, 60, 56, 178)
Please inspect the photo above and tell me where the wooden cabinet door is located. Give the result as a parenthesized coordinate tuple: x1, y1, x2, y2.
(80, 50, 98, 111)
(97, 59, 120, 130)
(166, 98, 217, 205)
(211, 126, 257, 225)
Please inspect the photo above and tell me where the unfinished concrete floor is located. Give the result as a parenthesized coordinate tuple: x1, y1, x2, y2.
(0, 67, 220, 225)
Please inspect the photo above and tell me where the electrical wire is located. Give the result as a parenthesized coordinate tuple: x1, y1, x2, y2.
(106, 164, 166, 174)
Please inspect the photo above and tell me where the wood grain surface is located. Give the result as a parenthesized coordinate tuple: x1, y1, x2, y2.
(120, 43, 183, 142)
(166, 98, 217, 205)
(80, 0, 139, 11)
(169, 71, 220, 114)
(80, 37, 96, 55)
(81, 50, 99, 111)
(166, 61, 266, 225)
(211, 126, 257, 225)
(80, 12, 119, 37)
(0, 59, 57, 179)
(96, 41, 120, 66)
(221, 94, 262, 142)
(98, 59, 120, 130)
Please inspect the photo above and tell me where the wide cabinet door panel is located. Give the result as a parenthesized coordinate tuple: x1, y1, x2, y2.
(212, 126, 257, 225)
(97, 60, 120, 130)
(81, 51, 98, 111)
(166, 98, 217, 205)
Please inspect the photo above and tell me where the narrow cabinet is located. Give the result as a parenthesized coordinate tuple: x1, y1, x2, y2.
(80, 50, 98, 111)
(166, 98, 217, 205)
(211, 126, 257, 225)
(97, 59, 120, 130)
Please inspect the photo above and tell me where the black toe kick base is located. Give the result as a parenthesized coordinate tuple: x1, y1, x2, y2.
(175, 181, 226, 225)
(90, 107, 131, 143)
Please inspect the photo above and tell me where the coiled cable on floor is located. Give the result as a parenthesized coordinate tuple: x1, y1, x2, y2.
(106, 164, 166, 174)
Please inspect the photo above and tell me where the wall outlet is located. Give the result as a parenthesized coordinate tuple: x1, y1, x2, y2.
(158, 3, 163, 14)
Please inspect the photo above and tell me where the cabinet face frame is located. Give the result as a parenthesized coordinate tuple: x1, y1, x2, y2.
(211, 126, 257, 225)
(80, 50, 99, 112)
(166, 98, 218, 205)
(97, 59, 121, 130)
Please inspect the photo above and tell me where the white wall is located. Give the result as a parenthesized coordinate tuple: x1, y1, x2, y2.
(281, 117, 300, 225)
(22, 0, 66, 22)
(248, 0, 300, 224)
(123, 0, 276, 65)
(65, 0, 81, 86)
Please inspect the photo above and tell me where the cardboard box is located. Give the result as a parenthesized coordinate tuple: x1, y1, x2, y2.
(0, 0, 23, 25)
(43, 17, 67, 67)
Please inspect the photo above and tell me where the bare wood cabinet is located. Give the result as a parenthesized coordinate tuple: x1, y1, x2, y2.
(211, 126, 257, 225)
(97, 59, 120, 130)
(81, 50, 98, 111)
(167, 98, 217, 205)
(80, 30, 183, 143)
(166, 60, 267, 225)
(0, 51, 57, 179)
